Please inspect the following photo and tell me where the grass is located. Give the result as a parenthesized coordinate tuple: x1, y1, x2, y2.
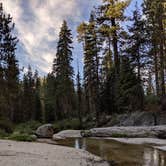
(0, 120, 41, 142)
(8, 132, 36, 142)
(0, 118, 83, 142)
(14, 121, 42, 135)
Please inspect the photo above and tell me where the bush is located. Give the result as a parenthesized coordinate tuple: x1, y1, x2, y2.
(53, 118, 81, 132)
(8, 132, 36, 142)
(14, 121, 42, 135)
(0, 118, 13, 133)
(0, 129, 9, 138)
(145, 95, 159, 105)
(145, 95, 160, 112)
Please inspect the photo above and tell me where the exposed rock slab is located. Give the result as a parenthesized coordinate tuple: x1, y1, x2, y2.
(105, 111, 166, 127)
(82, 125, 166, 138)
(0, 139, 109, 166)
(106, 138, 166, 145)
(53, 130, 81, 140)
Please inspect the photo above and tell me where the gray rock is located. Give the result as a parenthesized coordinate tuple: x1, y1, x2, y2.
(156, 112, 166, 125)
(36, 124, 54, 138)
(30, 134, 37, 140)
(52, 135, 65, 141)
(53, 130, 82, 140)
(107, 111, 158, 127)
(121, 112, 156, 126)
(83, 125, 166, 138)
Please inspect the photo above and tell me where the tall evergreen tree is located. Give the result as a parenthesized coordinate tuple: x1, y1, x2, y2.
(76, 66, 83, 127)
(127, 3, 148, 80)
(44, 73, 56, 122)
(117, 57, 144, 112)
(22, 66, 35, 121)
(143, 0, 166, 96)
(77, 13, 101, 123)
(52, 21, 75, 119)
(0, 3, 19, 122)
(34, 70, 42, 122)
(97, 0, 130, 75)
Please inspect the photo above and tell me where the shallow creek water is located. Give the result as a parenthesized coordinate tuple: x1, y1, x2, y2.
(57, 138, 166, 166)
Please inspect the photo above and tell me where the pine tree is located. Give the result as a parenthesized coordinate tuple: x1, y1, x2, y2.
(127, 3, 148, 80)
(143, 0, 166, 96)
(34, 70, 42, 122)
(100, 66, 117, 114)
(101, 50, 113, 81)
(76, 67, 83, 127)
(52, 21, 75, 119)
(0, 3, 19, 122)
(22, 66, 35, 121)
(77, 13, 101, 123)
(97, 0, 130, 75)
(44, 73, 56, 122)
(117, 57, 144, 112)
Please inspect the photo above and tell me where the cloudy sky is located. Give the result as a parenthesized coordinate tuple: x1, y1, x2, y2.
(1, 0, 142, 76)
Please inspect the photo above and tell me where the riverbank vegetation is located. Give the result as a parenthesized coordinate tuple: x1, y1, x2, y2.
(0, 0, 166, 138)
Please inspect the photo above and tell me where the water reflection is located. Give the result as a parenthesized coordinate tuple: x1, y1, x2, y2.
(58, 138, 166, 166)
(143, 148, 166, 166)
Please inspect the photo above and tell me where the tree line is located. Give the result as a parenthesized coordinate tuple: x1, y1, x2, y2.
(0, 0, 165, 126)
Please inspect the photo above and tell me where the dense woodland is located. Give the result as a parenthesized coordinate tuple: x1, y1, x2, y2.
(0, 0, 166, 127)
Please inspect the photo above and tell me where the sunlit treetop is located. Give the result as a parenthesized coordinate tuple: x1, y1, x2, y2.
(102, 0, 131, 20)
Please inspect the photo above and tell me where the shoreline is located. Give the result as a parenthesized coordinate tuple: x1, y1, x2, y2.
(0, 139, 109, 166)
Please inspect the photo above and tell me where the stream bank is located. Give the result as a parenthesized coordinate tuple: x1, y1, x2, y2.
(0, 139, 109, 166)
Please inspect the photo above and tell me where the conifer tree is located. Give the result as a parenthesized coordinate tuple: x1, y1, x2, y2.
(76, 67, 83, 127)
(117, 57, 144, 112)
(77, 13, 101, 123)
(127, 3, 148, 80)
(0, 3, 19, 122)
(52, 21, 75, 119)
(44, 73, 56, 122)
(143, 0, 166, 96)
(34, 70, 42, 122)
(22, 66, 35, 121)
(97, 0, 130, 75)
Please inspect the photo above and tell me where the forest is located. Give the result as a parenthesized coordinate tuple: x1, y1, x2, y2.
(0, 0, 166, 133)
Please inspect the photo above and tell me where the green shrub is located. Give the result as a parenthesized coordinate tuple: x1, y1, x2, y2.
(145, 95, 159, 105)
(0, 129, 9, 138)
(0, 118, 13, 133)
(9, 132, 36, 142)
(53, 118, 81, 132)
(14, 121, 42, 135)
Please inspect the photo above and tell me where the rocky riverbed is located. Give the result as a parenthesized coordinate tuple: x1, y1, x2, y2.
(0, 139, 109, 166)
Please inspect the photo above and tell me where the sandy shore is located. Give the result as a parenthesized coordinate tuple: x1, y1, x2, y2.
(0, 139, 109, 166)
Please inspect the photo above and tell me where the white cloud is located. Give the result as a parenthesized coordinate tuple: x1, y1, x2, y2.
(1, 0, 99, 75)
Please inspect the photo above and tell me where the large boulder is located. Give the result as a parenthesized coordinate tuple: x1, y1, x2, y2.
(36, 124, 54, 138)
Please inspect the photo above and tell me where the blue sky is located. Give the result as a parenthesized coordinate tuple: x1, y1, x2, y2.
(1, 0, 142, 76)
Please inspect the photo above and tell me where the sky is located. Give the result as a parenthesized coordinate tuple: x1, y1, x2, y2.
(1, 0, 142, 76)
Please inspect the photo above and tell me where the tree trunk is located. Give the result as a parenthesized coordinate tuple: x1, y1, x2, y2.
(158, 7, 165, 96)
(111, 18, 120, 75)
(153, 42, 160, 96)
